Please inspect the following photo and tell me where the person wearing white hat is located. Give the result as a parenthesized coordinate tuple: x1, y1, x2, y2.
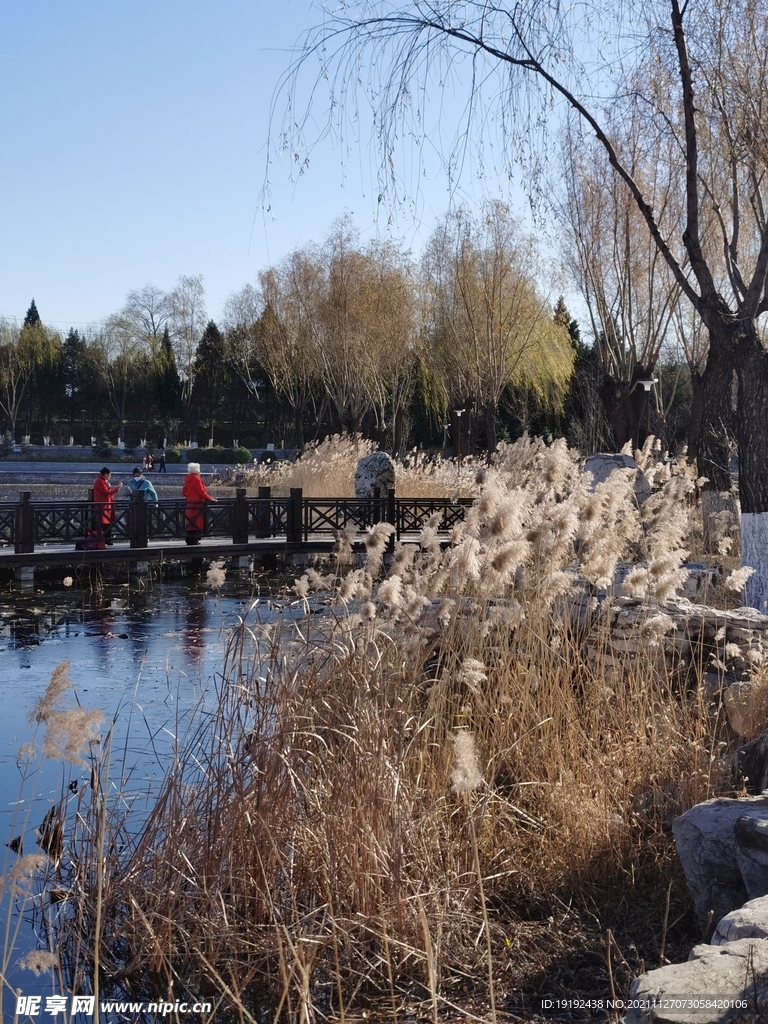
(182, 462, 217, 544)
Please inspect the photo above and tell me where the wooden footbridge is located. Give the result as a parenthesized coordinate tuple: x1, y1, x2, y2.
(0, 487, 472, 580)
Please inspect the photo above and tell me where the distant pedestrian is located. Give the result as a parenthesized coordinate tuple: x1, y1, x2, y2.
(182, 462, 216, 545)
(124, 467, 158, 503)
(147, 453, 154, 472)
(158, 451, 166, 473)
(143, 453, 151, 472)
(93, 467, 119, 545)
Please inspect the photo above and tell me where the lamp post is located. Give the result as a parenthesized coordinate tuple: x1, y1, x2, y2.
(454, 409, 464, 469)
(637, 378, 659, 443)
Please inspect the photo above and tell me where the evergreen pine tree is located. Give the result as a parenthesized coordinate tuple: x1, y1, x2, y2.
(193, 321, 226, 443)
(155, 327, 183, 438)
(553, 296, 582, 354)
(23, 299, 41, 327)
(62, 328, 86, 432)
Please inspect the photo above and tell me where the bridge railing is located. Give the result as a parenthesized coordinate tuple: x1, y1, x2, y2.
(1, 487, 471, 553)
(299, 493, 474, 542)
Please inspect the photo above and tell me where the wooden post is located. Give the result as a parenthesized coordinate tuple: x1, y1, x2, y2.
(128, 497, 148, 549)
(387, 487, 397, 552)
(288, 487, 303, 544)
(232, 488, 248, 544)
(373, 485, 381, 525)
(14, 566, 34, 589)
(256, 485, 271, 538)
(15, 491, 34, 554)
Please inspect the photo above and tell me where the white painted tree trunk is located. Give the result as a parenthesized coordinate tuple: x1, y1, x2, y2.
(741, 512, 768, 610)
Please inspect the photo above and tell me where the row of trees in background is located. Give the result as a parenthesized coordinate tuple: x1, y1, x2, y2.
(1, 203, 704, 454)
(276, 0, 768, 608)
(227, 206, 578, 453)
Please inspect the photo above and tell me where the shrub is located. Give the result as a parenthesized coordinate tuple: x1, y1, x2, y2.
(193, 445, 252, 464)
(163, 447, 182, 463)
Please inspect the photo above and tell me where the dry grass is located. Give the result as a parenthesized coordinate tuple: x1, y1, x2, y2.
(4, 436, 747, 1018)
(243, 434, 378, 497)
(49, 607, 721, 1017)
(394, 452, 480, 499)
(235, 434, 479, 499)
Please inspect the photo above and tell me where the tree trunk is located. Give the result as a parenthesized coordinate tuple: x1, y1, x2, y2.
(688, 369, 705, 462)
(484, 404, 497, 454)
(393, 406, 405, 455)
(293, 401, 305, 449)
(688, 338, 736, 552)
(735, 333, 768, 609)
(599, 376, 634, 449)
(184, 400, 198, 444)
(464, 401, 475, 453)
(348, 411, 363, 434)
(598, 366, 654, 451)
(690, 342, 734, 492)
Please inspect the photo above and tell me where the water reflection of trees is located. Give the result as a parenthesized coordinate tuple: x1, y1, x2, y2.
(4, 613, 42, 648)
(183, 600, 207, 663)
(0, 585, 224, 674)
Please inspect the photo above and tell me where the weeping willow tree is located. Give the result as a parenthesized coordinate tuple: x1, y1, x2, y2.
(0, 318, 61, 440)
(227, 221, 418, 449)
(563, 122, 684, 449)
(273, 0, 768, 607)
(422, 202, 574, 451)
(315, 219, 416, 437)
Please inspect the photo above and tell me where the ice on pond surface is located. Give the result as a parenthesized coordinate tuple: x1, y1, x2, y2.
(0, 576, 296, 1012)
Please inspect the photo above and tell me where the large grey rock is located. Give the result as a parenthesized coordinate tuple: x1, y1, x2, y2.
(735, 815, 768, 901)
(628, 938, 768, 1023)
(713, 894, 768, 945)
(354, 451, 396, 498)
(584, 452, 651, 504)
(673, 795, 768, 928)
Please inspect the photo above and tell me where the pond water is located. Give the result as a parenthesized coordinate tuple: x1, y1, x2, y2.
(0, 573, 292, 1019)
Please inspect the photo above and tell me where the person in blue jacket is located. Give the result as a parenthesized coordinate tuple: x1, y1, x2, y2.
(124, 467, 158, 503)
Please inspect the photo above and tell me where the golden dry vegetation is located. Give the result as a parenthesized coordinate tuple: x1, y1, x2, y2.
(2, 435, 755, 1021)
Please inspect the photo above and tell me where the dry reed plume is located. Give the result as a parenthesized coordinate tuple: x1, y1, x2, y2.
(28, 661, 104, 767)
(10, 437, 742, 1017)
(245, 434, 376, 496)
(240, 432, 480, 498)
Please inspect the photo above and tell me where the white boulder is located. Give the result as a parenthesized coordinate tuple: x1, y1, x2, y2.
(583, 452, 651, 505)
(354, 451, 396, 498)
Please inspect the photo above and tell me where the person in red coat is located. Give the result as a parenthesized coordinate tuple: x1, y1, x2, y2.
(182, 462, 216, 545)
(93, 467, 120, 545)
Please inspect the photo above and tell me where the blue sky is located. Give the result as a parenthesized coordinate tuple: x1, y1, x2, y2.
(0, 2, 539, 331)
